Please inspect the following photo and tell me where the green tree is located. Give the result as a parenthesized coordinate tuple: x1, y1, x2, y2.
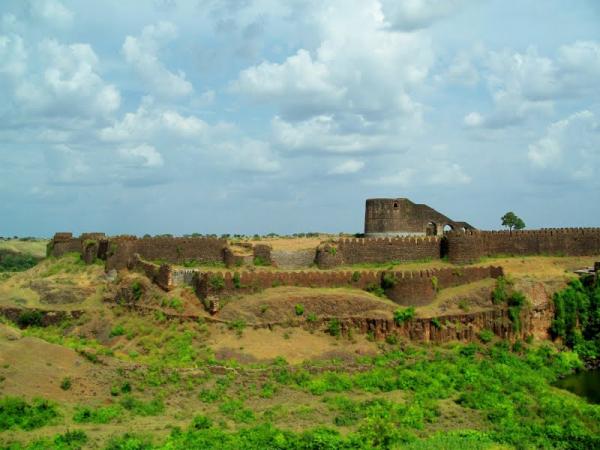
(501, 212, 525, 232)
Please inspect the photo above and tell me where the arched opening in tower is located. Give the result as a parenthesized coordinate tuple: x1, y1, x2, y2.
(426, 222, 437, 236)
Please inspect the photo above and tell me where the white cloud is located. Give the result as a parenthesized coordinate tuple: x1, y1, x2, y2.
(381, 0, 467, 31)
(30, 0, 74, 28)
(467, 41, 600, 128)
(528, 110, 599, 182)
(0, 34, 27, 77)
(234, 0, 431, 154)
(118, 144, 164, 168)
(463, 112, 483, 127)
(329, 159, 365, 175)
(122, 21, 193, 98)
(7, 38, 120, 118)
(100, 98, 209, 142)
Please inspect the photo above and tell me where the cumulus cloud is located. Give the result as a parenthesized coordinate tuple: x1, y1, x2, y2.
(329, 159, 365, 175)
(381, 0, 467, 31)
(234, 0, 431, 154)
(30, 0, 73, 28)
(528, 110, 600, 182)
(466, 41, 600, 128)
(1, 37, 120, 119)
(118, 144, 164, 168)
(122, 21, 193, 98)
(100, 98, 209, 142)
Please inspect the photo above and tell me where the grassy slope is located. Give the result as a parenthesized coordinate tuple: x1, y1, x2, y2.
(0, 253, 599, 448)
(0, 240, 48, 259)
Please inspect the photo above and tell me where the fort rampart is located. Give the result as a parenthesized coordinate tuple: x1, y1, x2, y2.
(446, 228, 600, 264)
(315, 236, 441, 268)
(50, 228, 600, 273)
(176, 265, 503, 308)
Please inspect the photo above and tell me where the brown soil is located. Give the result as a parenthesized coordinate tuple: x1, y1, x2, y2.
(217, 286, 397, 324)
(0, 324, 116, 402)
(208, 326, 380, 364)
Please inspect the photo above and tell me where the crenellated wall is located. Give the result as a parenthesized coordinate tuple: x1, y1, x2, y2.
(49, 233, 229, 270)
(446, 228, 600, 264)
(315, 236, 441, 268)
(189, 265, 503, 308)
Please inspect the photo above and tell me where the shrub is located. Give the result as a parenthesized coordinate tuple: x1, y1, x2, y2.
(0, 396, 59, 430)
(431, 276, 439, 292)
(73, 404, 122, 424)
(253, 256, 268, 266)
(385, 334, 398, 345)
(365, 283, 385, 297)
(394, 307, 415, 325)
(382, 273, 397, 289)
(351, 271, 361, 282)
(60, 377, 72, 391)
(119, 395, 164, 416)
(209, 274, 225, 290)
(492, 277, 509, 304)
(431, 318, 442, 329)
(219, 399, 255, 423)
(190, 414, 212, 430)
(17, 310, 44, 328)
(327, 319, 341, 337)
(228, 319, 246, 337)
(232, 272, 241, 289)
(295, 304, 305, 316)
(131, 281, 143, 301)
(478, 329, 494, 343)
(110, 324, 126, 337)
(307, 312, 318, 323)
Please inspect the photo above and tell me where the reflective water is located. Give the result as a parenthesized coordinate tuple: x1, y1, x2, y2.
(555, 369, 600, 404)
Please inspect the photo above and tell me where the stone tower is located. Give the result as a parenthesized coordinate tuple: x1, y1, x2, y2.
(364, 198, 474, 237)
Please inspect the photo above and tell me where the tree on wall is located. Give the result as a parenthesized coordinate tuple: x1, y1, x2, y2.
(501, 212, 526, 233)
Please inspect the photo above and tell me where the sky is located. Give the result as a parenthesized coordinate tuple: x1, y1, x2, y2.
(1, 0, 599, 237)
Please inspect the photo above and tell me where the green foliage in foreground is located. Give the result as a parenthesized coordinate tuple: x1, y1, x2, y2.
(551, 277, 600, 360)
(0, 397, 59, 431)
(5, 430, 88, 450)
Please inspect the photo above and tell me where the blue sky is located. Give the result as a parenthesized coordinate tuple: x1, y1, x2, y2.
(1, 0, 599, 237)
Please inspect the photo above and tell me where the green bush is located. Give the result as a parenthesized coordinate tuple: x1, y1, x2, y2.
(110, 324, 126, 337)
(327, 319, 341, 337)
(351, 271, 361, 282)
(209, 274, 225, 290)
(431, 318, 442, 329)
(253, 256, 268, 266)
(294, 304, 305, 316)
(232, 272, 241, 289)
(382, 273, 398, 289)
(17, 310, 44, 328)
(131, 281, 143, 301)
(365, 283, 385, 297)
(119, 395, 164, 416)
(60, 377, 72, 391)
(73, 404, 122, 424)
(478, 329, 494, 343)
(0, 396, 59, 430)
(394, 307, 415, 325)
(0, 250, 39, 272)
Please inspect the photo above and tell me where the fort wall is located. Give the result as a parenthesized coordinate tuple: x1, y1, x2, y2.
(315, 236, 441, 268)
(189, 265, 502, 308)
(446, 228, 600, 264)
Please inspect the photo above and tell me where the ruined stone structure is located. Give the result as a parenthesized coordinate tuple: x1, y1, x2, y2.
(446, 228, 600, 265)
(364, 198, 474, 237)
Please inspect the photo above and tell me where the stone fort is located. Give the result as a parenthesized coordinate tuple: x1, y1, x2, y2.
(48, 197, 600, 312)
(364, 198, 475, 237)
